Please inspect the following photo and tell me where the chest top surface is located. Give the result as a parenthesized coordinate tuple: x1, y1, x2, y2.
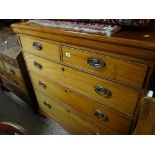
(11, 22, 155, 61)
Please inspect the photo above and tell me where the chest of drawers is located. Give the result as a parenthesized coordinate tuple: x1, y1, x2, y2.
(12, 22, 155, 134)
(0, 27, 38, 111)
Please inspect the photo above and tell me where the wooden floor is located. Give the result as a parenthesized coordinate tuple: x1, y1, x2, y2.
(0, 89, 68, 135)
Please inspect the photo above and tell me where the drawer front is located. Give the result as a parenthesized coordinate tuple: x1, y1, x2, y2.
(1, 76, 29, 102)
(62, 46, 148, 88)
(0, 53, 18, 67)
(24, 53, 140, 117)
(35, 89, 113, 135)
(0, 61, 5, 70)
(0, 68, 26, 91)
(20, 36, 60, 61)
(31, 72, 131, 134)
(4, 62, 22, 80)
(1, 71, 26, 92)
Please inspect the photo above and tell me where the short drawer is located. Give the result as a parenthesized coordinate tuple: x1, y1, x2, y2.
(35, 89, 113, 135)
(20, 36, 60, 61)
(31, 72, 132, 134)
(24, 53, 140, 117)
(62, 46, 148, 88)
(4, 62, 22, 80)
(1, 76, 29, 102)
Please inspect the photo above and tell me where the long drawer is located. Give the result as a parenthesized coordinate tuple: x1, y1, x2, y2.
(0, 65, 26, 92)
(62, 46, 148, 88)
(0, 70, 26, 92)
(1, 76, 29, 102)
(24, 53, 140, 117)
(4, 62, 23, 80)
(20, 36, 60, 62)
(35, 89, 113, 135)
(30, 71, 132, 134)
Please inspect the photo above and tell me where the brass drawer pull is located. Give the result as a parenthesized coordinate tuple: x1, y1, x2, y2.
(87, 58, 105, 68)
(94, 86, 111, 98)
(94, 110, 108, 121)
(10, 69, 15, 75)
(33, 42, 42, 50)
(39, 81, 47, 89)
(33, 61, 42, 70)
(43, 101, 51, 109)
(13, 80, 19, 86)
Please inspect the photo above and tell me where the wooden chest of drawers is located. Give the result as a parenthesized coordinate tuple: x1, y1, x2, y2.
(12, 22, 155, 134)
(0, 27, 38, 111)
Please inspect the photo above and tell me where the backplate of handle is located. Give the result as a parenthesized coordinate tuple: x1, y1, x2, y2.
(33, 42, 42, 50)
(39, 81, 47, 89)
(94, 85, 111, 98)
(87, 58, 105, 68)
(44, 101, 51, 109)
(94, 110, 108, 121)
(33, 61, 42, 70)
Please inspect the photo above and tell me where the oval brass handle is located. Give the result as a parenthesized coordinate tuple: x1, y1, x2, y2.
(44, 101, 51, 109)
(94, 86, 111, 98)
(10, 69, 15, 75)
(39, 81, 47, 89)
(33, 61, 42, 70)
(87, 58, 105, 68)
(94, 110, 108, 121)
(13, 80, 19, 85)
(33, 42, 42, 50)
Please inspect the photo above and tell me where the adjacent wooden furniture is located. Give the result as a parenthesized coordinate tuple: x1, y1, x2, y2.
(12, 22, 155, 134)
(133, 97, 155, 135)
(0, 27, 38, 111)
